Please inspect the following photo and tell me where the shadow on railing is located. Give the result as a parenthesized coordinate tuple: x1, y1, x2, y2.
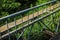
(0, 0, 60, 40)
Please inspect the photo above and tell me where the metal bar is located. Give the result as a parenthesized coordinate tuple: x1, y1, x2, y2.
(37, 21, 43, 32)
(27, 10, 30, 40)
(14, 16, 19, 40)
(17, 30, 24, 40)
(40, 20, 52, 31)
(17, 14, 24, 40)
(28, 23, 34, 40)
(55, 18, 60, 33)
(6, 20, 10, 40)
(0, 0, 56, 21)
(0, 33, 1, 39)
(55, 2, 60, 33)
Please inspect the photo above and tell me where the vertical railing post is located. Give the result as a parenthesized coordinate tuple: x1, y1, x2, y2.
(37, 21, 43, 34)
(17, 14, 24, 40)
(27, 9, 35, 40)
(6, 19, 10, 40)
(55, 2, 60, 33)
(14, 16, 19, 40)
(0, 32, 1, 40)
(55, 18, 60, 33)
(27, 10, 30, 40)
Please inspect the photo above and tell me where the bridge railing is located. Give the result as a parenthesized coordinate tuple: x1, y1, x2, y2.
(0, 0, 60, 40)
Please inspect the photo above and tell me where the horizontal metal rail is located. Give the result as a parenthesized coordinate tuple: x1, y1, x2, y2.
(0, 0, 56, 21)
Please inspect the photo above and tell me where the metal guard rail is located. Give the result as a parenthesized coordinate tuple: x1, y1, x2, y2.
(0, 0, 60, 40)
(1, 5, 60, 40)
(0, 0, 56, 21)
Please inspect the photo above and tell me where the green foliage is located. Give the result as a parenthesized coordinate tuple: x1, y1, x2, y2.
(1, 12, 9, 17)
(0, 0, 21, 17)
(2, 0, 20, 9)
